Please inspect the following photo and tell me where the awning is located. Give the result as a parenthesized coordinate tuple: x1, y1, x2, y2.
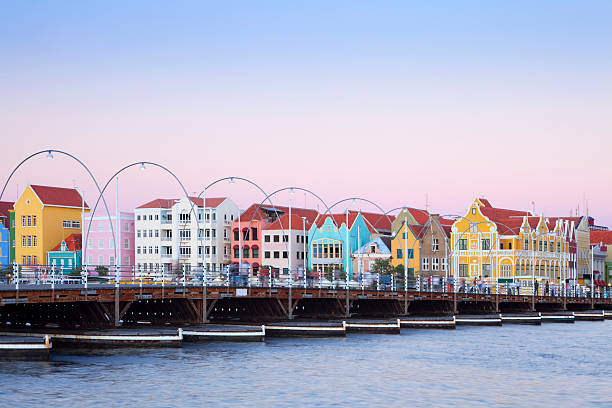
(251, 244, 259, 250)
(233, 227, 239, 232)
(233, 244, 239, 249)
(242, 227, 249, 232)
(252, 262, 260, 267)
(243, 245, 250, 250)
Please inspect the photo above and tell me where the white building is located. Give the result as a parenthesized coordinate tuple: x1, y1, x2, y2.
(261, 213, 317, 274)
(134, 196, 238, 273)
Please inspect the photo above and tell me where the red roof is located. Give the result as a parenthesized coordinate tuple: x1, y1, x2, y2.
(238, 203, 318, 225)
(30, 185, 88, 208)
(51, 233, 82, 252)
(314, 210, 389, 234)
(0, 201, 13, 228)
(591, 230, 612, 245)
(264, 214, 315, 231)
(137, 197, 226, 209)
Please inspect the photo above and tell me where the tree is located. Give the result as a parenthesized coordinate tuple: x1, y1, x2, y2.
(372, 259, 391, 275)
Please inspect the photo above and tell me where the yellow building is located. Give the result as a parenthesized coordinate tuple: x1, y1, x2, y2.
(14, 185, 88, 266)
(390, 220, 422, 275)
(450, 198, 570, 294)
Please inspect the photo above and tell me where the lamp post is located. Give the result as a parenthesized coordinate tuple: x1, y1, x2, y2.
(302, 216, 307, 290)
(403, 212, 408, 314)
(288, 194, 293, 319)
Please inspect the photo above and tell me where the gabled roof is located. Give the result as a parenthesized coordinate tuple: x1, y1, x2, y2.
(51, 233, 82, 252)
(238, 203, 318, 225)
(0, 201, 13, 228)
(136, 197, 227, 209)
(354, 236, 392, 255)
(30, 185, 88, 209)
(314, 211, 384, 234)
(264, 214, 315, 231)
(591, 230, 612, 245)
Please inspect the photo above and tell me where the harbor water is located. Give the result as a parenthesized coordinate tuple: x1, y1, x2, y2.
(1, 321, 611, 407)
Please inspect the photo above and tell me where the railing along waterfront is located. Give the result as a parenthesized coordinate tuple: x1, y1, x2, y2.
(1, 264, 610, 300)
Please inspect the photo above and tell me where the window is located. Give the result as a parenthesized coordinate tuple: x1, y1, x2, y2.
(149, 229, 153, 237)
(469, 223, 478, 233)
(88, 238, 93, 249)
(149, 215, 153, 221)
(22, 256, 26, 265)
(482, 264, 491, 277)
(252, 228, 258, 240)
(282, 251, 288, 259)
(252, 248, 259, 258)
(33, 255, 37, 265)
(297, 235, 301, 244)
(137, 215, 141, 221)
(265, 235, 270, 242)
(234, 231, 239, 241)
(155, 230, 159, 238)
(155, 214, 159, 220)
(538, 241, 542, 251)
(27, 236, 31, 247)
(557, 242, 561, 252)
(481, 239, 491, 250)
(432, 258, 439, 271)
(442, 258, 448, 271)
(544, 241, 548, 252)
(525, 239, 529, 250)
(137, 246, 141, 254)
(22, 235, 26, 247)
(234, 248, 239, 258)
(274, 235, 280, 243)
(149, 246, 153, 254)
(98, 255, 104, 265)
(508, 242, 512, 250)
(98, 222, 104, 232)
(22, 216, 26, 227)
(179, 213, 191, 222)
(124, 222, 130, 232)
(109, 239, 114, 249)
(397, 249, 403, 259)
(282, 235, 288, 242)
(422, 257, 429, 270)
(33, 236, 37, 247)
(179, 247, 191, 256)
(407, 249, 414, 259)
(265, 251, 271, 259)
(109, 255, 115, 266)
(98, 239, 104, 249)
(243, 248, 250, 258)
(137, 230, 141, 238)
(88, 255, 93, 265)
(180, 230, 191, 240)
(458, 239, 468, 250)
(432, 238, 439, 252)
(32, 216, 36, 227)
(72, 221, 80, 229)
(274, 251, 280, 259)
(500, 243, 504, 250)
(124, 255, 130, 265)
(155, 246, 159, 254)
(63, 220, 71, 228)
(459, 264, 468, 277)
(27, 216, 31, 226)
(471, 208, 476, 215)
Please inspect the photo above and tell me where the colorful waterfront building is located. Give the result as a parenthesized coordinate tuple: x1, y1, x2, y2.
(450, 198, 570, 293)
(47, 233, 82, 273)
(590, 230, 612, 285)
(232, 204, 318, 277)
(352, 236, 392, 275)
(308, 211, 386, 279)
(82, 212, 135, 267)
(261, 213, 318, 276)
(0, 202, 13, 268)
(390, 213, 453, 279)
(13, 185, 89, 266)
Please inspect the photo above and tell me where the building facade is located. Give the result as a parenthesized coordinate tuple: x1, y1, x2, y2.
(135, 196, 238, 273)
(13, 185, 88, 266)
(261, 213, 316, 275)
(352, 236, 392, 275)
(82, 212, 135, 267)
(590, 230, 612, 284)
(308, 211, 378, 279)
(231, 204, 318, 277)
(450, 198, 570, 293)
(0, 201, 11, 267)
(47, 233, 82, 273)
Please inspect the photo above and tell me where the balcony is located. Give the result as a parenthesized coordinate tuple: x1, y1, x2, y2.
(161, 237, 172, 242)
(179, 253, 191, 259)
(161, 218, 172, 225)
(161, 254, 172, 259)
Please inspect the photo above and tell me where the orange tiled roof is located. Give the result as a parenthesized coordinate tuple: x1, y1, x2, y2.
(30, 185, 88, 208)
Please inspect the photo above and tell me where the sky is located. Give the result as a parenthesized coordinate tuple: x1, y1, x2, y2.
(1, 1, 611, 224)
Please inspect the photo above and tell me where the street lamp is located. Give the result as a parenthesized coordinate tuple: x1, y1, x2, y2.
(302, 216, 307, 289)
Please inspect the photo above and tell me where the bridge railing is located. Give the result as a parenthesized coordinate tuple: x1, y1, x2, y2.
(1, 264, 609, 300)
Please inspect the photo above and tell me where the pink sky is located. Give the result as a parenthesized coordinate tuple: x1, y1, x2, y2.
(1, 2, 611, 226)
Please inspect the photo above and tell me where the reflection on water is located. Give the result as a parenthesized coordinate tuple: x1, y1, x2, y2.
(1, 322, 611, 407)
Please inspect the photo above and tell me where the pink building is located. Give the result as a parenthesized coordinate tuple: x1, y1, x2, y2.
(82, 211, 135, 267)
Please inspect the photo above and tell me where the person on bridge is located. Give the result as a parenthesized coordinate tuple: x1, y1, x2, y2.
(534, 279, 539, 296)
(545, 280, 550, 296)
